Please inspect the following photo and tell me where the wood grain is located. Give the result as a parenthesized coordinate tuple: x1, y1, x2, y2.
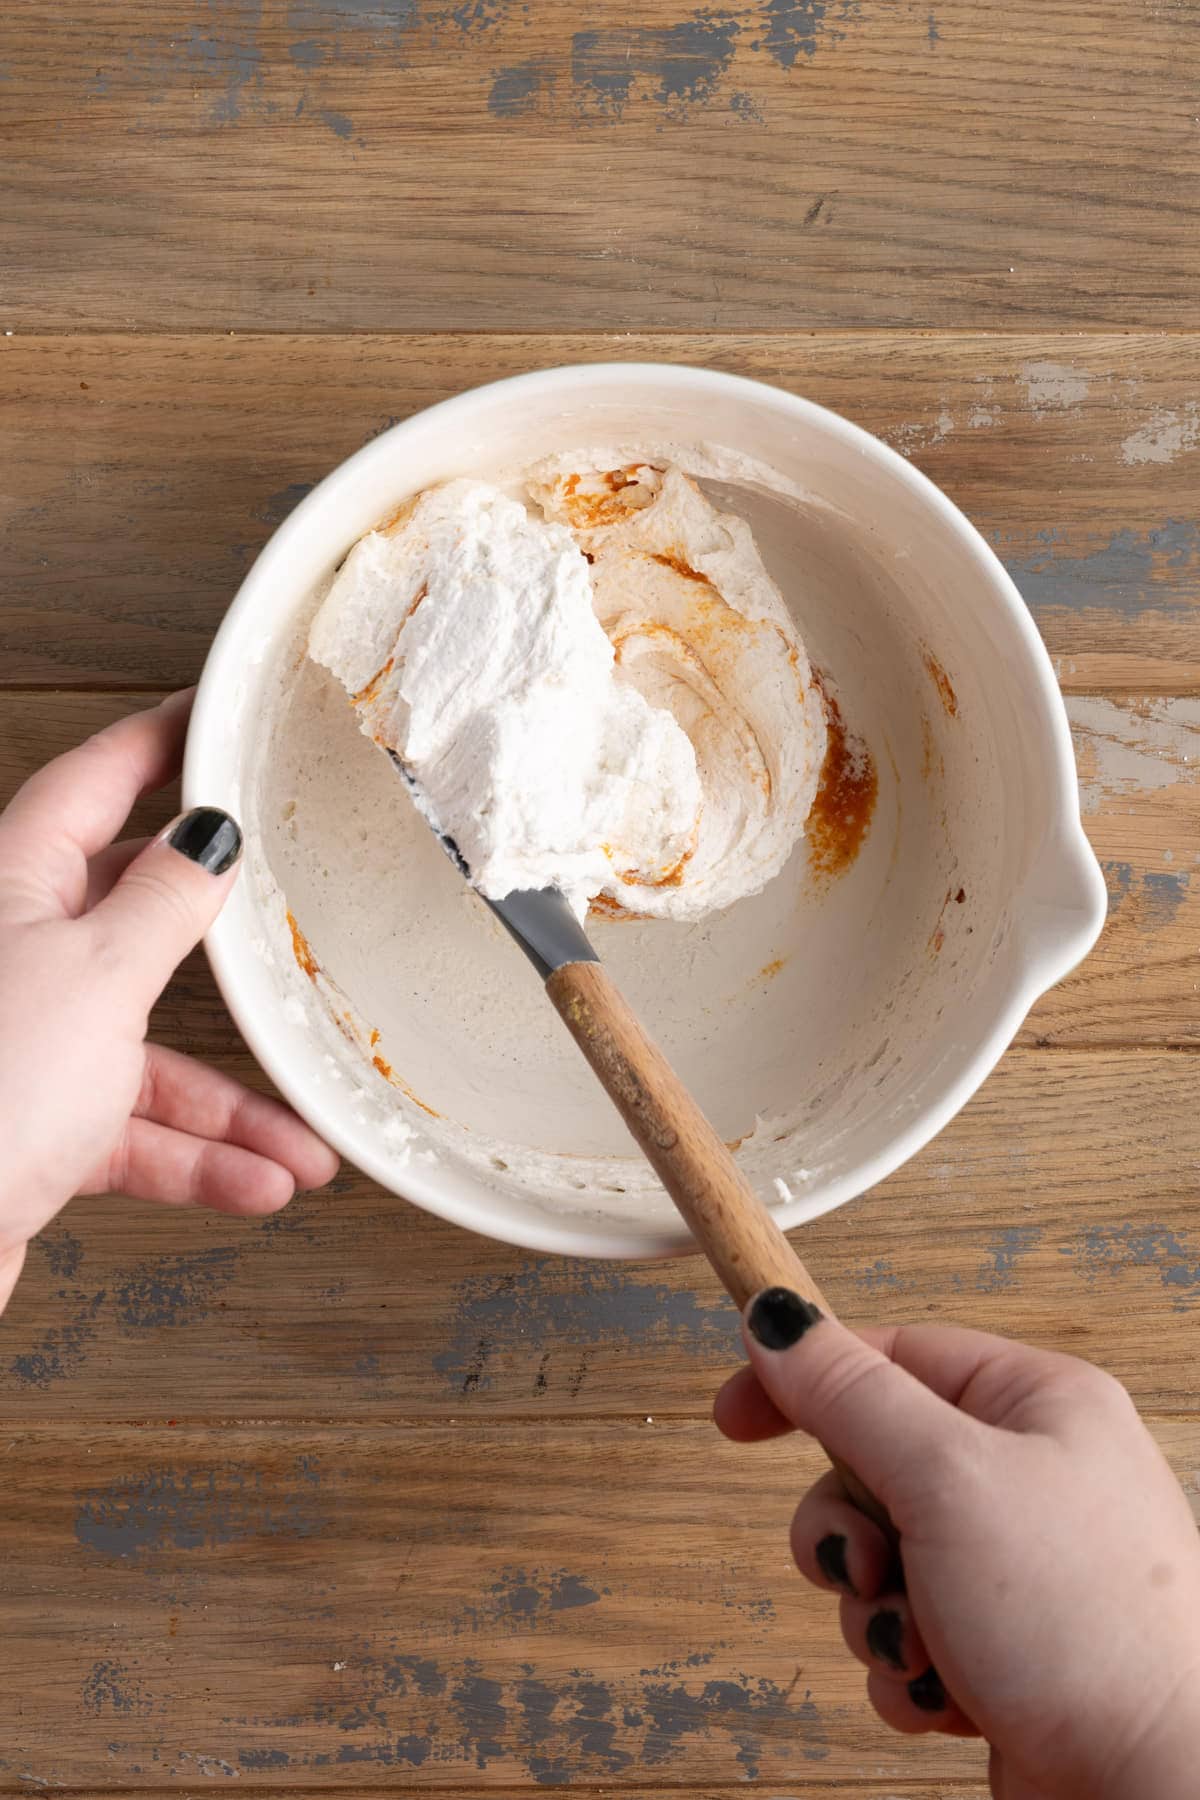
(7, 0, 1200, 1786)
(4, 2, 1199, 332)
(4, 689, 1198, 1050)
(3, 332, 1200, 687)
(10, 1791, 989, 1799)
(3, 1043, 1200, 1421)
(3, 693, 1200, 1435)
(547, 960, 832, 1314)
(0, 1420, 1195, 1790)
(0, 1792, 992, 1800)
(545, 958, 899, 1544)
(1024, 696, 1200, 1048)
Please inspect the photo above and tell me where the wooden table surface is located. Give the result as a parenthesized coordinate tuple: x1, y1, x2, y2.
(2, 3, 1199, 1794)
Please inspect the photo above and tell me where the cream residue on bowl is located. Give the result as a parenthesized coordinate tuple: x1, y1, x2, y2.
(246, 444, 942, 1229)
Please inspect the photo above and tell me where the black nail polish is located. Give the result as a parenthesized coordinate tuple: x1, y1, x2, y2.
(907, 1666, 946, 1713)
(167, 807, 243, 876)
(883, 1548, 907, 1598)
(866, 1608, 906, 1671)
(815, 1532, 856, 1594)
(747, 1287, 823, 1350)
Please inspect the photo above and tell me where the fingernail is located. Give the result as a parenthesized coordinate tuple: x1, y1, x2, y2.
(167, 807, 243, 876)
(747, 1286, 823, 1350)
(866, 1608, 906, 1671)
(815, 1532, 856, 1595)
(907, 1666, 946, 1713)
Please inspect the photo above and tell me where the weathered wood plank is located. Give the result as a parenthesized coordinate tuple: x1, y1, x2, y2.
(0, 1791, 990, 1799)
(6, 7, 1196, 1797)
(3, 332, 1199, 687)
(3, 1043, 1200, 1419)
(4, 2, 1199, 331)
(1022, 696, 1200, 1047)
(2, 692, 1200, 1423)
(5, 689, 1199, 1051)
(0, 1421, 1194, 1789)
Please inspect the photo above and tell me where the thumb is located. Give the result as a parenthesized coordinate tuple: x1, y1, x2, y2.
(87, 807, 243, 1009)
(743, 1287, 971, 1514)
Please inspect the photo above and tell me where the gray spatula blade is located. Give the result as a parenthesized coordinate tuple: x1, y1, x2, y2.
(388, 750, 600, 980)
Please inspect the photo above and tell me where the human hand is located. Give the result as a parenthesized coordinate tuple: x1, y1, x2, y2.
(0, 691, 339, 1315)
(715, 1290, 1200, 1800)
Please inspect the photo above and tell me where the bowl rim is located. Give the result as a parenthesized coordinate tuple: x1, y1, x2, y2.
(185, 359, 1107, 1260)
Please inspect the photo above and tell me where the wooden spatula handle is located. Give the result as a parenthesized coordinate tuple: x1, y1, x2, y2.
(546, 958, 897, 1545)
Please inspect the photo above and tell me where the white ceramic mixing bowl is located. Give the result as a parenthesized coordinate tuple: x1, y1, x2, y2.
(184, 363, 1106, 1259)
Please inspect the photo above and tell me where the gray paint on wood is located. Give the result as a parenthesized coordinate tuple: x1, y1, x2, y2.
(571, 17, 743, 116)
(113, 1247, 239, 1330)
(435, 1261, 735, 1394)
(1005, 521, 1200, 616)
(1064, 1222, 1200, 1304)
(75, 1457, 327, 1559)
(1142, 870, 1191, 924)
(489, 61, 550, 115)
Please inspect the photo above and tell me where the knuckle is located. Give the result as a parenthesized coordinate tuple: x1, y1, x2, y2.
(1046, 1357, 1133, 1420)
(1083, 1364, 1137, 1419)
(105, 1128, 132, 1198)
(908, 1427, 987, 1512)
(186, 1142, 213, 1206)
(134, 1055, 159, 1121)
(793, 1468, 843, 1523)
(77, 724, 129, 779)
(121, 864, 201, 938)
(72, 729, 112, 769)
(806, 1343, 892, 1421)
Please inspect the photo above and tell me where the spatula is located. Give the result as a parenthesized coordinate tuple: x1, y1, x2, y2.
(392, 753, 896, 1543)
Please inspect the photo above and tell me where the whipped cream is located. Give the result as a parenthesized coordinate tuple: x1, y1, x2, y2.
(530, 461, 828, 918)
(309, 464, 827, 922)
(309, 479, 700, 920)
